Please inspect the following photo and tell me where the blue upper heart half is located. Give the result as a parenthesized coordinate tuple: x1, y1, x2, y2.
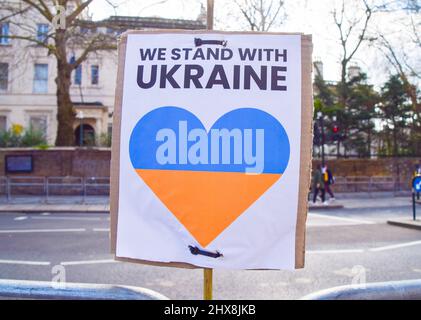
(129, 106, 290, 174)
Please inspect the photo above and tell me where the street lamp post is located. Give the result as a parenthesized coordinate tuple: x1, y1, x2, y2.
(317, 111, 325, 166)
(332, 115, 339, 158)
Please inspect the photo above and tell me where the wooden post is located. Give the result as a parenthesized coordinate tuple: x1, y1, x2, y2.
(203, 268, 213, 300)
(204, 0, 214, 302)
(207, 0, 214, 30)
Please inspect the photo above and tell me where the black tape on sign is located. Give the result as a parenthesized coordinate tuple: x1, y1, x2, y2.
(194, 38, 227, 47)
(188, 245, 223, 258)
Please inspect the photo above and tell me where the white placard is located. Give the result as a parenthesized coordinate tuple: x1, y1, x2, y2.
(112, 31, 309, 270)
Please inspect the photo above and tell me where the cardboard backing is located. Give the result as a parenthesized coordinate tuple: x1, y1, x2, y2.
(110, 30, 313, 269)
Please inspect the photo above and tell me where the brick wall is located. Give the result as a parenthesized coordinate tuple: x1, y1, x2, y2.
(313, 158, 419, 182)
(0, 148, 419, 181)
(0, 148, 111, 177)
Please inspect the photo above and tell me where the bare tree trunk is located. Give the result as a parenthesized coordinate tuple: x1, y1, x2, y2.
(392, 119, 398, 156)
(54, 30, 75, 146)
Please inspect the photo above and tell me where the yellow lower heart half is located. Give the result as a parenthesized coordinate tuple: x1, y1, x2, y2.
(135, 169, 281, 247)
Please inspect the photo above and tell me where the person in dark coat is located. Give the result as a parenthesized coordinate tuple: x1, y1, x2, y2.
(312, 164, 326, 204)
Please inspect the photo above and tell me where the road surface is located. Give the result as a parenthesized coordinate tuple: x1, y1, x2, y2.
(0, 196, 420, 299)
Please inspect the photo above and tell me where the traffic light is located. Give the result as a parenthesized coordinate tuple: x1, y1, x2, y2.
(331, 123, 346, 142)
(331, 124, 339, 141)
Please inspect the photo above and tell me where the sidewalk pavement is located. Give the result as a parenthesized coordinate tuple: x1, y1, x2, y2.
(308, 193, 416, 211)
(0, 194, 415, 213)
(308, 202, 344, 210)
(0, 202, 109, 213)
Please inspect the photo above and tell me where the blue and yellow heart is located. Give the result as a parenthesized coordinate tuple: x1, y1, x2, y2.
(129, 106, 290, 247)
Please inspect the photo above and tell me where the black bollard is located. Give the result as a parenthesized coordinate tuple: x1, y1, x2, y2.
(413, 191, 416, 221)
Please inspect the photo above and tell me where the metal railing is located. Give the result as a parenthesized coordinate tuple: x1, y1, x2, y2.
(0, 176, 110, 204)
(0, 279, 168, 300)
(301, 279, 421, 300)
(0, 176, 7, 201)
(0, 175, 412, 204)
(330, 176, 410, 194)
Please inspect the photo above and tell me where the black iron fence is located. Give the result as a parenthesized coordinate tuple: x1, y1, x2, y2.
(0, 175, 412, 204)
(332, 176, 410, 193)
(0, 176, 110, 204)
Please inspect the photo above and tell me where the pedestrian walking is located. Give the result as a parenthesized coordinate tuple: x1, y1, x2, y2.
(312, 164, 327, 205)
(414, 164, 421, 177)
(322, 164, 335, 201)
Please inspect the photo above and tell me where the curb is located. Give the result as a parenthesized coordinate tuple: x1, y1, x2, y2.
(0, 207, 109, 214)
(387, 219, 421, 231)
(309, 204, 344, 210)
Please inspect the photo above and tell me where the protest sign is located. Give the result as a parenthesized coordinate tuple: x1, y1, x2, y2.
(111, 30, 312, 270)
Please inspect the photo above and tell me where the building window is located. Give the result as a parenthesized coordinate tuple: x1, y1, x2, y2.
(0, 63, 8, 92)
(0, 22, 10, 45)
(0, 116, 7, 132)
(29, 115, 47, 138)
(36, 23, 49, 43)
(74, 65, 82, 85)
(69, 56, 82, 85)
(91, 65, 99, 85)
(33, 63, 48, 93)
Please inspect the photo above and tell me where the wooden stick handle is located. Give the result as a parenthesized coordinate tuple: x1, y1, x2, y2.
(203, 268, 213, 300)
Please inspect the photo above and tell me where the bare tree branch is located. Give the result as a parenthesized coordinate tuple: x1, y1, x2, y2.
(21, 0, 53, 22)
(0, 4, 31, 24)
(333, 0, 373, 85)
(67, 0, 94, 25)
(234, 0, 285, 31)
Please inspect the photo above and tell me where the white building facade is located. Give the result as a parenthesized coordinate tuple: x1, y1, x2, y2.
(0, 2, 205, 145)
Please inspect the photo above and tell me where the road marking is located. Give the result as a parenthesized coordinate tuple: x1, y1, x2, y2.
(333, 267, 371, 277)
(40, 212, 50, 216)
(158, 280, 175, 287)
(93, 228, 110, 232)
(0, 228, 86, 234)
(369, 240, 421, 252)
(14, 216, 28, 221)
(309, 213, 375, 225)
(307, 249, 365, 254)
(0, 259, 50, 266)
(295, 278, 313, 284)
(32, 216, 103, 221)
(60, 259, 117, 266)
